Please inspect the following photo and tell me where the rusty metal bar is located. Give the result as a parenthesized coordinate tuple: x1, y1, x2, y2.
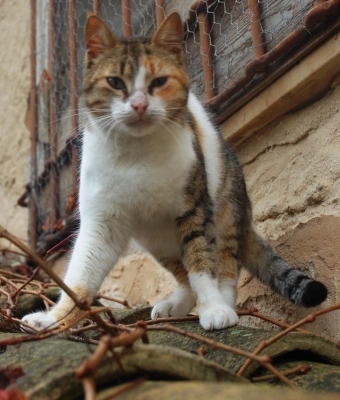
(68, 0, 79, 195)
(155, 0, 165, 27)
(18, 0, 340, 222)
(206, 0, 340, 110)
(122, 0, 132, 36)
(198, 9, 216, 100)
(248, 0, 265, 58)
(18, 138, 75, 208)
(29, 0, 38, 250)
(93, 0, 101, 15)
(49, 0, 58, 228)
(185, 0, 216, 31)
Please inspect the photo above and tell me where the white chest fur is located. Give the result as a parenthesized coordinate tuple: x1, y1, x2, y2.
(79, 119, 196, 226)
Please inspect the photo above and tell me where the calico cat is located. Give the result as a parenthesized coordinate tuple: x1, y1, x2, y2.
(23, 12, 327, 331)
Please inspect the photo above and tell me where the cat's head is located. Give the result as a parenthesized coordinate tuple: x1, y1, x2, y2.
(83, 12, 189, 138)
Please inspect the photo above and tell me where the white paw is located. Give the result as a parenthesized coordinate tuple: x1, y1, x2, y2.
(151, 288, 196, 319)
(151, 300, 188, 319)
(199, 305, 238, 331)
(22, 311, 58, 332)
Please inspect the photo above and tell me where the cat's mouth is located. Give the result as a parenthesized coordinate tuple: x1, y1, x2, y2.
(126, 116, 152, 128)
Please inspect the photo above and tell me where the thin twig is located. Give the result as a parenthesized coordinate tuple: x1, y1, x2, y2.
(96, 294, 132, 309)
(0, 275, 19, 290)
(77, 324, 149, 399)
(11, 266, 41, 298)
(238, 308, 310, 333)
(238, 303, 340, 377)
(0, 225, 116, 335)
(0, 247, 28, 257)
(263, 304, 340, 348)
(101, 376, 147, 400)
(20, 290, 56, 306)
(0, 269, 31, 279)
(127, 315, 199, 327)
(238, 340, 266, 376)
(147, 323, 270, 364)
(251, 364, 311, 382)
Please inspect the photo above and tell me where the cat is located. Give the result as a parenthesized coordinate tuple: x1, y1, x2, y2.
(23, 12, 327, 331)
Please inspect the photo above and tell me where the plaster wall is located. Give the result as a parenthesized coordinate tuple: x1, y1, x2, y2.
(0, 1, 30, 247)
(236, 78, 340, 338)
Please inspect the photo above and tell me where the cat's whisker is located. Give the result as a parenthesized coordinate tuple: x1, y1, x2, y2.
(157, 116, 185, 132)
(46, 108, 110, 126)
(44, 121, 89, 153)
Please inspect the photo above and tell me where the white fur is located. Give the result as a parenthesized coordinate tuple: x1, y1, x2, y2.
(23, 311, 57, 332)
(189, 273, 238, 330)
(188, 94, 223, 201)
(219, 277, 237, 308)
(134, 65, 147, 90)
(151, 286, 196, 318)
(22, 64, 233, 332)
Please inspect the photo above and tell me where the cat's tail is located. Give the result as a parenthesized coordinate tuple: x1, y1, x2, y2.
(239, 230, 327, 307)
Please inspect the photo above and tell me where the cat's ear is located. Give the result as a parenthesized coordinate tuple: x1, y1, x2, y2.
(85, 12, 119, 59)
(151, 12, 184, 59)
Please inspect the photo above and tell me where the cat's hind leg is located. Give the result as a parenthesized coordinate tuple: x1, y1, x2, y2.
(151, 257, 196, 318)
(217, 247, 238, 312)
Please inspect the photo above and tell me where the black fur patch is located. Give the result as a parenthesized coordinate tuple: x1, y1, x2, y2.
(300, 280, 328, 307)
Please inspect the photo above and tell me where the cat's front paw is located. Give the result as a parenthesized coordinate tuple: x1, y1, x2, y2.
(21, 311, 58, 332)
(199, 304, 238, 331)
(151, 288, 196, 319)
(151, 299, 191, 319)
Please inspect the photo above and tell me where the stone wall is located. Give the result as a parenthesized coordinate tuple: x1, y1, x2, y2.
(0, 1, 30, 246)
(236, 78, 340, 338)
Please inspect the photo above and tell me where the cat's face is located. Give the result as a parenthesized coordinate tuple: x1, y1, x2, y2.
(83, 12, 189, 138)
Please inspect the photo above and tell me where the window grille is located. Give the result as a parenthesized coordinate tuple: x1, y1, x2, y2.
(19, 0, 340, 253)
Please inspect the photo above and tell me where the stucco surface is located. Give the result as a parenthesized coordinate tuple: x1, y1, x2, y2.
(0, 0, 30, 245)
(236, 80, 340, 337)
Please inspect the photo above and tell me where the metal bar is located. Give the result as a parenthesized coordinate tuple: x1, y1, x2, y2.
(198, 9, 216, 100)
(93, 0, 101, 15)
(122, 0, 132, 36)
(185, 0, 216, 31)
(214, 16, 340, 125)
(206, 0, 340, 110)
(49, 0, 58, 228)
(306, 0, 340, 28)
(248, 0, 265, 58)
(155, 0, 164, 27)
(68, 0, 79, 195)
(29, 0, 38, 250)
(18, 0, 340, 215)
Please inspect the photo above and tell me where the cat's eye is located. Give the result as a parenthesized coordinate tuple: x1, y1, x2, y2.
(107, 77, 127, 92)
(150, 77, 167, 90)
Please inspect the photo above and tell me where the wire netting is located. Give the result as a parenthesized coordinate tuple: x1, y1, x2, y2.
(25, 0, 338, 252)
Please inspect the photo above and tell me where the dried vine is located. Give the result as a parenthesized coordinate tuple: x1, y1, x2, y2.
(0, 225, 339, 398)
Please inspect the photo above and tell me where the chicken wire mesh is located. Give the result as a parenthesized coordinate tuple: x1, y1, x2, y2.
(21, 0, 340, 253)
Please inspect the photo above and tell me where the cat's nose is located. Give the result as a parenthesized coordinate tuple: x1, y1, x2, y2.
(132, 101, 148, 116)
(131, 91, 149, 116)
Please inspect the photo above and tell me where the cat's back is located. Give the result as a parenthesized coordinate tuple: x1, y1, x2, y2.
(187, 93, 224, 202)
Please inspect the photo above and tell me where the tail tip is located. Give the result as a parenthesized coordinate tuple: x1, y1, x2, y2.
(301, 280, 328, 307)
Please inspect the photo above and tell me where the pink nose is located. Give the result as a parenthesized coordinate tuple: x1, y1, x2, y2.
(131, 92, 149, 116)
(131, 99, 148, 116)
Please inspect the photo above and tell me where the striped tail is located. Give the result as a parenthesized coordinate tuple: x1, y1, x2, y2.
(240, 231, 328, 307)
